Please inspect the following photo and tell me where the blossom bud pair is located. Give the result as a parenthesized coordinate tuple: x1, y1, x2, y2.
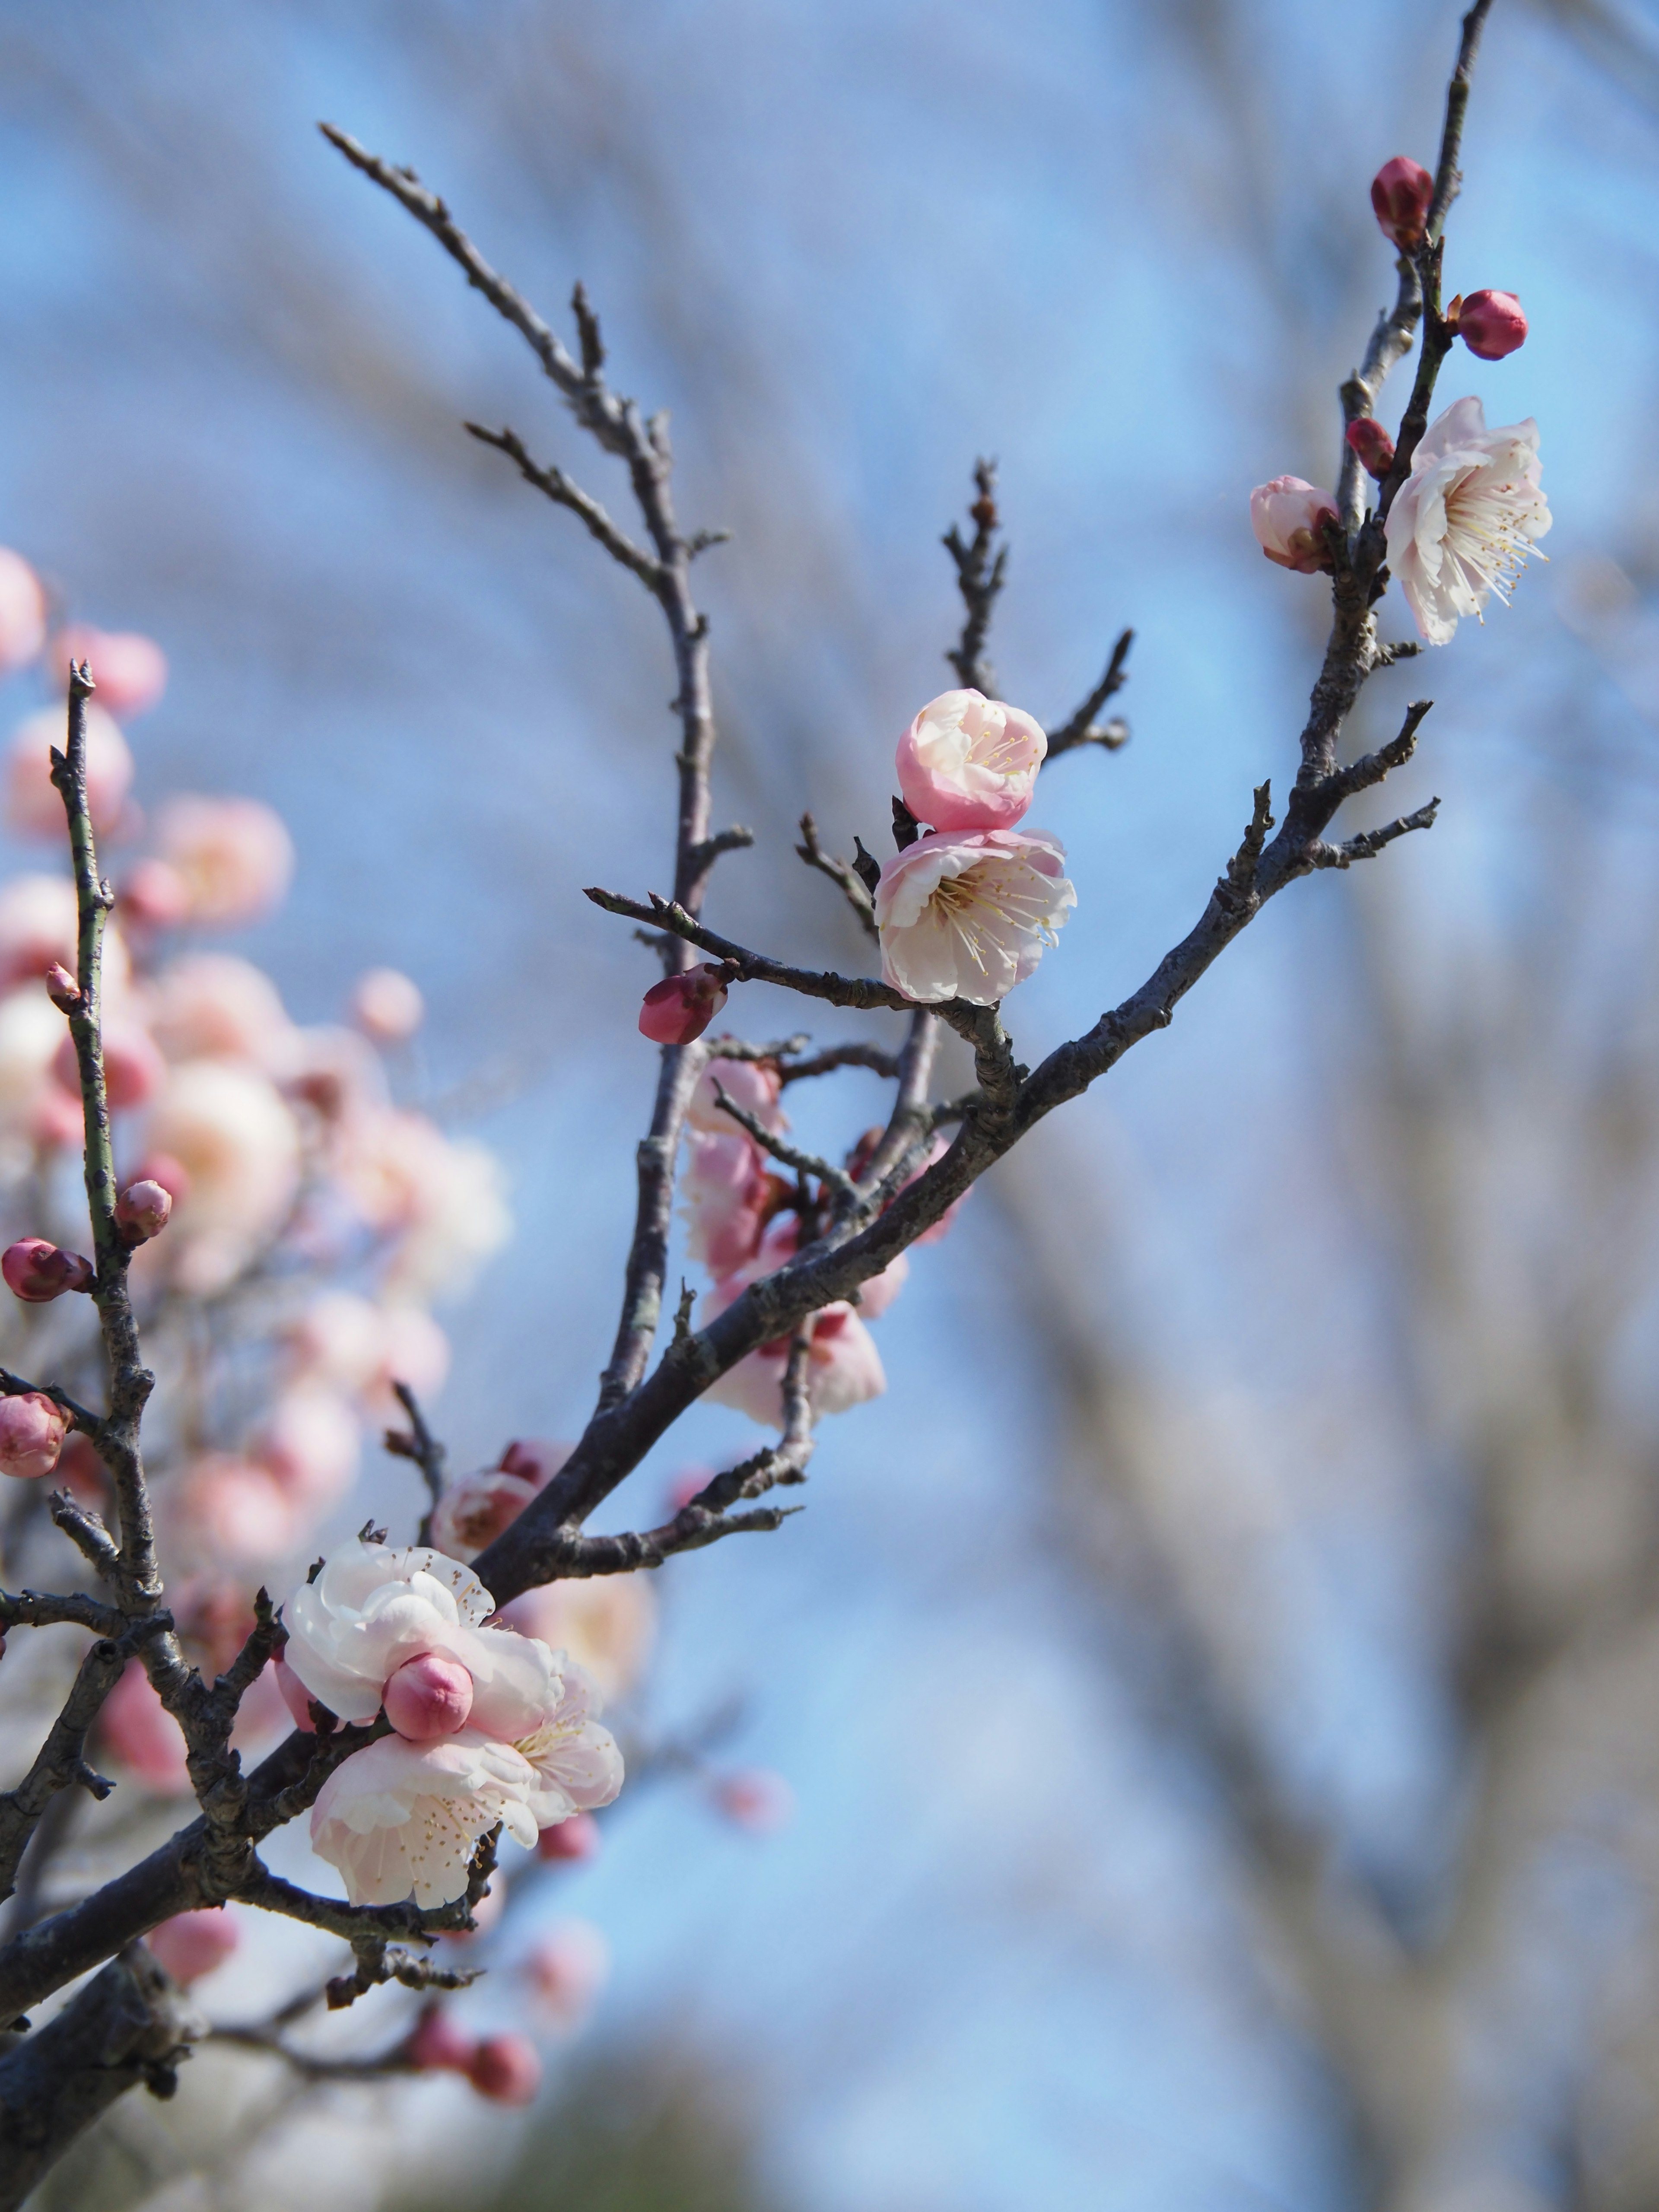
(638, 962, 733, 1046)
(2, 1239, 94, 1302)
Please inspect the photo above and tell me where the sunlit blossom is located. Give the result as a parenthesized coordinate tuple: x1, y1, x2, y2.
(1384, 395, 1551, 645)
(895, 688, 1046, 832)
(875, 826, 1074, 1005)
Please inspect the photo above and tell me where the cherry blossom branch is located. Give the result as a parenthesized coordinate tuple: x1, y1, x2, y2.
(1310, 801, 1442, 868)
(49, 1493, 121, 1579)
(779, 1041, 902, 1084)
(1046, 628, 1135, 759)
(795, 812, 878, 936)
(583, 888, 914, 1013)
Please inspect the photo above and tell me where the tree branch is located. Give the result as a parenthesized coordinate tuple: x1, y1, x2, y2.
(1046, 628, 1134, 759)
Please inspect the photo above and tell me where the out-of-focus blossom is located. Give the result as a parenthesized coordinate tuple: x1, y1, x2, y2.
(715, 1767, 796, 1834)
(884, 1129, 970, 1246)
(537, 1810, 602, 1863)
(148, 1909, 238, 1986)
(285, 1291, 450, 1416)
(0, 1392, 67, 1479)
(310, 1730, 540, 1908)
(146, 953, 293, 1067)
(54, 1021, 163, 1112)
(431, 1469, 539, 1562)
(54, 1431, 105, 1505)
(114, 1177, 172, 1243)
(688, 1055, 786, 1135)
(515, 1658, 625, 1827)
(408, 2006, 474, 2073)
(0, 985, 70, 1148)
(522, 1919, 611, 2033)
(467, 2034, 543, 2105)
(896, 689, 1046, 832)
(342, 1115, 511, 1303)
(283, 1540, 554, 1736)
(1454, 288, 1528, 361)
(440, 1871, 507, 1945)
(174, 1456, 302, 1568)
(140, 1058, 301, 1293)
(1250, 476, 1339, 573)
(385, 1651, 476, 1741)
(118, 857, 191, 932)
(2, 1239, 94, 1302)
(875, 827, 1074, 1006)
(0, 879, 81, 993)
(352, 966, 425, 1042)
(700, 1264, 887, 1429)
(151, 795, 295, 926)
(100, 1661, 191, 1792)
(855, 1247, 909, 1318)
(1385, 395, 1551, 645)
(275, 1653, 319, 1730)
(51, 626, 167, 719)
(0, 550, 46, 674)
(681, 1126, 780, 1278)
(1345, 418, 1396, 480)
(5, 702, 133, 839)
(639, 964, 729, 1045)
(498, 1437, 572, 1489)
(252, 1387, 360, 1514)
(498, 1574, 655, 1706)
(1370, 155, 1434, 249)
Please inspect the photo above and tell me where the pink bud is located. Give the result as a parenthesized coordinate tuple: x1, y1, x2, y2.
(467, 2033, 543, 2106)
(118, 858, 191, 932)
(408, 2006, 475, 2074)
(148, 1908, 238, 1986)
(53, 1024, 164, 1112)
(1370, 156, 1434, 250)
(115, 1179, 173, 1244)
(715, 1767, 795, 1834)
(498, 1437, 572, 1488)
(351, 966, 425, 1042)
(0, 1392, 67, 1480)
(638, 964, 729, 1046)
(44, 963, 80, 1012)
(274, 1654, 321, 1732)
(100, 1661, 191, 1792)
(537, 1812, 602, 1863)
(1455, 288, 1527, 361)
(1344, 418, 1396, 480)
(2, 1239, 94, 1302)
(1250, 478, 1340, 574)
(51, 626, 168, 720)
(384, 1651, 475, 1741)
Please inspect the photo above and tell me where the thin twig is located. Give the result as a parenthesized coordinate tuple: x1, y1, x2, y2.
(384, 1382, 448, 1546)
(795, 813, 877, 938)
(1046, 629, 1135, 759)
(943, 460, 1008, 694)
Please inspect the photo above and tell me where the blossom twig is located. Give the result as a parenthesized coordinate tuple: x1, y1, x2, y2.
(943, 460, 1008, 694)
(1047, 629, 1135, 759)
(795, 812, 877, 937)
(384, 1381, 448, 1544)
(712, 1084, 856, 1205)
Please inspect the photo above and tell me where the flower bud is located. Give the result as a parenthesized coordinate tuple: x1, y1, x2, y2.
(1344, 418, 1396, 480)
(1454, 288, 1527, 361)
(2, 1239, 94, 1302)
(0, 1392, 68, 1480)
(118, 857, 191, 932)
(114, 1178, 173, 1245)
(44, 963, 80, 1013)
(408, 2005, 475, 2074)
(467, 2033, 543, 2106)
(149, 1908, 238, 1986)
(1250, 478, 1340, 574)
(1370, 156, 1434, 250)
(352, 966, 425, 1043)
(383, 1650, 475, 1741)
(639, 963, 729, 1046)
(537, 1812, 602, 1863)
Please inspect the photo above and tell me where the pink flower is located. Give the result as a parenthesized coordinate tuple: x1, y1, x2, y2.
(0, 877, 80, 992)
(53, 1022, 164, 1112)
(114, 1178, 173, 1243)
(0, 1392, 68, 1479)
(1370, 155, 1434, 250)
(333, 1108, 511, 1301)
(895, 689, 1046, 832)
(284, 1291, 450, 1413)
(310, 1730, 541, 1908)
(639, 963, 729, 1045)
(148, 1909, 238, 1986)
(701, 1278, 886, 1430)
(715, 1767, 795, 1834)
(467, 2034, 543, 2105)
(119, 858, 192, 932)
(1250, 477, 1339, 573)
(145, 953, 294, 1066)
(513, 1658, 626, 1827)
(2, 1239, 93, 1302)
(51, 626, 167, 719)
(251, 1389, 361, 1514)
(0, 551, 46, 674)
(140, 1058, 301, 1294)
(688, 1056, 786, 1135)
(5, 703, 133, 839)
(522, 1919, 610, 2032)
(537, 1810, 602, 1863)
(151, 796, 295, 925)
(174, 1456, 302, 1568)
(100, 1662, 191, 1792)
(431, 1470, 540, 1562)
(498, 1574, 656, 1706)
(681, 1127, 779, 1277)
(1345, 419, 1396, 480)
(385, 1651, 476, 1741)
(351, 966, 425, 1042)
(1384, 396, 1551, 645)
(874, 827, 1074, 1006)
(1455, 288, 1527, 361)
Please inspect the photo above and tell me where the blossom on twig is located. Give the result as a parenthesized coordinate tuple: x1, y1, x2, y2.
(875, 827, 1074, 1005)
(895, 688, 1046, 832)
(1385, 396, 1551, 645)
(1250, 477, 1339, 573)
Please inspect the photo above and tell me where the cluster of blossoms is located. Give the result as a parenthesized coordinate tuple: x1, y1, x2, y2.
(1251, 156, 1550, 645)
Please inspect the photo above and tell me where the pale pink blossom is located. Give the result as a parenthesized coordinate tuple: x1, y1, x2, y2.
(310, 1729, 541, 1908)
(175, 1455, 302, 1567)
(0, 551, 46, 674)
(275, 1655, 319, 1731)
(119, 858, 191, 932)
(5, 702, 133, 839)
(352, 966, 425, 1042)
(385, 1651, 476, 1741)
(537, 1810, 602, 1862)
(283, 1539, 556, 1735)
(150, 795, 295, 926)
(0, 985, 71, 1142)
(114, 1178, 172, 1243)
(251, 1387, 360, 1513)
(145, 953, 294, 1066)
(715, 1767, 796, 1834)
(514, 1657, 626, 1827)
(680, 1126, 778, 1277)
(0, 1392, 67, 1479)
(1250, 477, 1339, 573)
(875, 827, 1074, 1006)
(284, 1291, 449, 1414)
(334, 1109, 511, 1302)
(52, 626, 167, 718)
(700, 1271, 887, 1429)
(499, 1437, 573, 1488)
(896, 689, 1047, 832)
(0, 877, 79, 992)
(688, 1055, 786, 1135)
(467, 2034, 543, 2105)
(148, 1909, 238, 1986)
(100, 1662, 190, 1792)
(140, 1058, 301, 1293)
(522, 1919, 610, 2032)
(431, 1469, 539, 1562)
(498, 1573, 656, 1706)
(276, 1022, 387, 1125)
(1384, 396, 1551, 646)
(53, 1021, 163, 1112)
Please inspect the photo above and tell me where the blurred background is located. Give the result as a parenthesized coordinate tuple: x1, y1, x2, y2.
(6, 0, 1659, 2206)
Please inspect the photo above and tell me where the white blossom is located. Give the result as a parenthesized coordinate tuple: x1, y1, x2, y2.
(1384, 395, 1551, 645)
(874, 827, 1074, 1005)
(310, 1730, 540, 1908)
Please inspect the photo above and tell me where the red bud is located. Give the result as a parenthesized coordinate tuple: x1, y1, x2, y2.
(639, 963, 730, 1046)
(1456, 289, 1527, 361)
(1345, 418, 1396, 480)
(2, 1239, 94, 1303)
(1370, 156, 1434, 251)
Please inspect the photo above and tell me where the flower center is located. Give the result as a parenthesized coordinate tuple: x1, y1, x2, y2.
(1445, 473, 1548, 610)
(931, 864, 1061, 973)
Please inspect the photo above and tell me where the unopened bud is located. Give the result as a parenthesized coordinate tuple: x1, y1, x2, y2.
(1370, 156, 1434, 251)
(44, 962, 79, 1012)
(0, 1391, 68, 1480)
(2, 1239, 94, 1303)
(114, 1179, 173, 1245)
(1344, 418, 1396, 480)
(1454, 288, 1527, 361)
(467, 2033, 543, 2105)
(638, 962, 730, 1046)
(384, 1650, 474, 1741)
